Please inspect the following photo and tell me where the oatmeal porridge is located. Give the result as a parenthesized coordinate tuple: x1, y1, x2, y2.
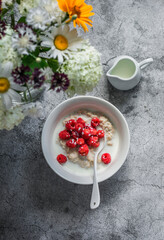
(55, 110, 115, 168)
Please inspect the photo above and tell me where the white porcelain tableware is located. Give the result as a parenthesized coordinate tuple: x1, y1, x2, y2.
(106, 55, 153, 90)
(41, 96, 130, 185)
(90, 135, 106, 209)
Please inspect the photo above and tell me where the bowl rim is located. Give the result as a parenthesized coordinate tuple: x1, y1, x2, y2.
(41, 96, 130, 185)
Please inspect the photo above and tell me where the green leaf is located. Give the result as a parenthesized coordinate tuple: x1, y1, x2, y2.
(31, 47, 40, 57)
(39, 59, 48, 68)
(30, 59, 48, 69)
(39, 47, 51, 52)
(22, 55, 34, 66)
(47, 59, 59, 72)
(0, 8, 8, 17)
(22, 55, 48, 70)
(16, 0, 21, 4)
(17, 16, 26, 24)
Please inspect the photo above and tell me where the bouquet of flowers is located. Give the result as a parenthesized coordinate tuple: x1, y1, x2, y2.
(0, 0, 102, 130)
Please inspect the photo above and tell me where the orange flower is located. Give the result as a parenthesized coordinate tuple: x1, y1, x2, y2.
(57, 0, 94, 32)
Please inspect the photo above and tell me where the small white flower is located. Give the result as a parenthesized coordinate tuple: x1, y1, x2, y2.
(39, 0, 66, 23)
(18, 0, 39, 15)
(0, 97, 25, 131)
(26, 7, 52, 30)
(12, 24, 37, 55)
(0, 26, 21, 68)
(23, 102, 45, 119)
(2, 0, 12, 8)
(60, 42, 103, 96)
(41, 25, 83, 63)
(0, 62, 25, 109)
(40, 67, 53, 81)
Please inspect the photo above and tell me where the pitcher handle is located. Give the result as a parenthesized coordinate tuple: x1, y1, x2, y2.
(139, 58, 153, 69)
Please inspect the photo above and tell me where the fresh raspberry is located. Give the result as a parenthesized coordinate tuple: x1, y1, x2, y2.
(75, 123, 84, 134)
(92, 142, 100, 148)
(84, 123, 90, 129)
(65, 119, 76, 131)
(76, 117, 85, 127)
(97, 130, 105, 138)
(87, 136, 98, 146)
(76, 138, 85, 146)
(89, 127, 97, 136)
(57, 154, 67, 164)
(101, 153, 111, 164)
(59, 130, 70, 140)
(91, 117, 100, 128)
(81, 128, 91, 139)
(71, 131, 80, 139)
(66, 138, 77, 148)
(78, 144, 89, 156)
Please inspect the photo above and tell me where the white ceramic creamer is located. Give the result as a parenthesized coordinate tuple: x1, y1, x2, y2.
(106, 56, 153, 90)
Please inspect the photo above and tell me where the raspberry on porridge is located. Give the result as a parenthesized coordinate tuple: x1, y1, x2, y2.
(56, 110, 114, 168)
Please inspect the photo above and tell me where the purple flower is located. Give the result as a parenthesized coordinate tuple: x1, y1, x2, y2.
(12, 65, 31, 85)
(50, 73, 70, 92)
(31, 68, 45, 88)
(0, 20, 6, 39)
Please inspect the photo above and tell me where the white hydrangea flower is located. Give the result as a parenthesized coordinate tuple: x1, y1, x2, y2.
(0, 26, 21, 68)
(39, 0, 66, 23)
(0, 97, 25, 131)
(26, 7, 52, 30)
(18, 0, 39, 15)
(60, 43, 103, 96)
(12, 24, 37, 55)
(2, 0, 13, 8)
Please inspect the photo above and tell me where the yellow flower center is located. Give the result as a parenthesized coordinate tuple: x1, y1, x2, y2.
(0, 77, 10, 93)
(54, 35, 68, 51)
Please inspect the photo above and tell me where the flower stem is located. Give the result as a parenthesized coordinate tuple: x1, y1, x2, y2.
(26, 84, 32, 102)
(11, 11, 15, 28)
(23, 90, 27, 102)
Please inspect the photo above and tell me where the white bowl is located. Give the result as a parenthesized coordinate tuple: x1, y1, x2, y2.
(41, 96, 130, 185)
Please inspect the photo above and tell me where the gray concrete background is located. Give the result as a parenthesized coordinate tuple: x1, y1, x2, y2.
(1, 0, 164, 239)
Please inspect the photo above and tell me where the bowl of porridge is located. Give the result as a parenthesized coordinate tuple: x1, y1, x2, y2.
(41, 96, 130, 184)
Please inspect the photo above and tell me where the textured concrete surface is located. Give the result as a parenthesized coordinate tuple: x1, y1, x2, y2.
(1, 0, 164, 239)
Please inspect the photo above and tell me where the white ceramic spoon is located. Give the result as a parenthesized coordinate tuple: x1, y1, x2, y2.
(90, 134, 106, 209)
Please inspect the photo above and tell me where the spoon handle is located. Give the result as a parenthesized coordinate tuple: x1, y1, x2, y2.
(90, 173, 100, 209)
(90, 135, 106, 209)
(90, 152, 100, 209)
